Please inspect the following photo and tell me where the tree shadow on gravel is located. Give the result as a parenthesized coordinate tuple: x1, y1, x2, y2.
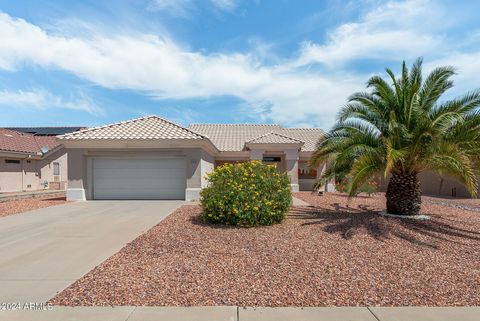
(189, 214, 246, 230)
(289, 205, 480, 248)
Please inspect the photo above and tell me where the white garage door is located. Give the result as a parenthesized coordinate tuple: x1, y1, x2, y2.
(93, 158, 186, 200)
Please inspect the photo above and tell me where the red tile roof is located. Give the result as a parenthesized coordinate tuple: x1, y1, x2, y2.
(0, 128, 60, 155)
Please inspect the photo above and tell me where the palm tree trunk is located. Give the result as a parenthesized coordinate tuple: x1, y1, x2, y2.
(386, 172, 421, 216)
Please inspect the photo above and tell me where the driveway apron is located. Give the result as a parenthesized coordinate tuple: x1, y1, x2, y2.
(0, 200, 183, 302)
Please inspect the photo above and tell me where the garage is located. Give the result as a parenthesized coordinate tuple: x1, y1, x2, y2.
(59, 116, 217, 201)
(92, 158, 186, 200)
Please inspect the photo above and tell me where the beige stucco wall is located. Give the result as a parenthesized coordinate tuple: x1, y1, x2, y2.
(200, 150, 215, 188)
(38, 149, 68, 186)
(22, 159, 38, 190)
(379, 171, 478, 198)
(0, 148, 67, 193)
(0, 158, 23, 192)
(285, 159, 298, 186)
(418, 172, 476, 198)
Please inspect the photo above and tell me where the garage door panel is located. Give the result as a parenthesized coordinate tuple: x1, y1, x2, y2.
(93, 158, 186, 200)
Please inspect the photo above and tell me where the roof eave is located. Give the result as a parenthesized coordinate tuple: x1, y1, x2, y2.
(244, 142, 304, 151)
(0, 150, 42, 159)
(57, 137, 219, 154)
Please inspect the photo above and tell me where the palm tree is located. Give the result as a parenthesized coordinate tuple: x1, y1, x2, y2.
(311, 58, 480, 216)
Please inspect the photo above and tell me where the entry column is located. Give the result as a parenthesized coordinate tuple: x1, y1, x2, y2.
(285, 149, 299, 192)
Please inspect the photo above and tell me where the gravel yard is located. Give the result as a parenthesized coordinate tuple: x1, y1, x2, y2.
(422, 195, 480, 212)
(51, 193, 480, 307)
(0, 195, 67, 217)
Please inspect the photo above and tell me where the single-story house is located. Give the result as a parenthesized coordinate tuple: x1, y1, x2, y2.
(59, 115, 328, 201)
(59, 115, 477, 201)
(0, 128, 69, 193)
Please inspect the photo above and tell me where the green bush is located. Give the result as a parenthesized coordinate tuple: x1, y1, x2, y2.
(200, 160, 292, 226)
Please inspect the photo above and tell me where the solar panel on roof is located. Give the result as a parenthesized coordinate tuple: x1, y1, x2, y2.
(5, 127, 85, 136)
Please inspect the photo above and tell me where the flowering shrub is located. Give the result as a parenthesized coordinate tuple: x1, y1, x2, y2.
(200, 161, 292, 226)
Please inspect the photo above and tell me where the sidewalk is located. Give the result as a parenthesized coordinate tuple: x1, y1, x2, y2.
(0, 306, 478, 321)
(292, 196, 310, 206)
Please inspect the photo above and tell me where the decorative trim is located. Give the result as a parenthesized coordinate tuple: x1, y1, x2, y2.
(66, 188, 86, 201)
(185, 188, 201, 201)
(380, 211, 431, 220)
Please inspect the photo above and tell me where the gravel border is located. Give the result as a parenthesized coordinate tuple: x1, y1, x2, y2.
(423, 199, 480, 212)
(379, 211, 431, 220)
(51, 193, 480, 307)
(0, 196, 68, 217)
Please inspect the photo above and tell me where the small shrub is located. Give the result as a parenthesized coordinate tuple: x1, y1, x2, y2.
(200, 160, 292, 226)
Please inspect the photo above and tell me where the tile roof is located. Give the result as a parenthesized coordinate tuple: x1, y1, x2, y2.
(0, 128, 59, 154)
(189, 124, 324, 152)
(59, 116, 206, 140)
(279, 128, 325, 152)
(188, 124, 282, 151)
(246, 132, 304, 145)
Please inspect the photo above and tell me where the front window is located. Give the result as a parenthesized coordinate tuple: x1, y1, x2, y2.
(53, 162, 60, 176)
(262, 156, 282, 172)
(262, 156, 281, 163)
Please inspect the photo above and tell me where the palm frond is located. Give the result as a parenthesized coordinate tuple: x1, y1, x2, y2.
(419, 66, 456, 112)
(349, 152, 384, 196)
(427, 144, 479, 197)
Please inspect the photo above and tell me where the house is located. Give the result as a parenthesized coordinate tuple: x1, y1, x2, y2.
(0, 128, 68, 193)
(58, 115, 327, 201)
(59, 115, 476, 201)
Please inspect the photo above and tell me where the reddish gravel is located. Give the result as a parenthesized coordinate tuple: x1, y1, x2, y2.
(422, 195, 480, 211)
(51, 194, 480, 307)
(0, 195, 67, 217)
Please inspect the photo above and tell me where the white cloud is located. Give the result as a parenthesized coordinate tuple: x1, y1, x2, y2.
(148, 0, 193, 18)
(149, 0, 237, 17)
(295, 0, 444, 67)
(0, 12, 364, 128)
(210, 0, 237, 12)
(0, 88, 102, 115)
(0, 0, 476, 129)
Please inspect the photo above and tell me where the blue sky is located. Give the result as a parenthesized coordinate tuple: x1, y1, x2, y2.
(0, 0, 479, 129)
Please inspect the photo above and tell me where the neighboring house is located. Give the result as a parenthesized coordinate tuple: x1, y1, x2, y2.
(0, 128, 69, 193)
(6, 127, 85, 136)
(58, 115, 327, 201)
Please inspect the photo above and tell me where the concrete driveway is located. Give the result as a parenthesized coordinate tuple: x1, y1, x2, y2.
(0, 200, 183, 303)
